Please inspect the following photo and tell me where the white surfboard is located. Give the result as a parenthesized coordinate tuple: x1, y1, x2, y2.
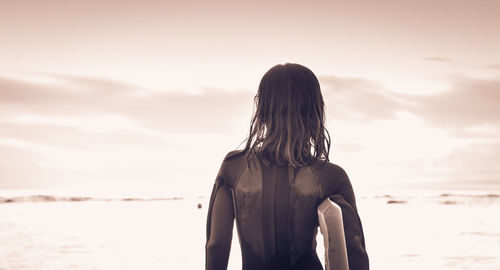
(318, 197, 349, 270)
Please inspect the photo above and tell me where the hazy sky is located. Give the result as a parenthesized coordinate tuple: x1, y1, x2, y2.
(1, 0, 499, 195)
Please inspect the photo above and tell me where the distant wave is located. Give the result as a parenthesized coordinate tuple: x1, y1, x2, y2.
(0, 195, 183, 204)
(438, 200, 461, 205)
(436, 193, 500, 205)
(370, 192, 500, 205)
(386, 200, 407, 204)
(370, 193, 500, 200)
(2, 192, 499, 205)
(439, 193, 500, 198)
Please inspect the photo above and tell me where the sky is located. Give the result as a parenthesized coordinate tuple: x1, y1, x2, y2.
(0, 0, 499, 196)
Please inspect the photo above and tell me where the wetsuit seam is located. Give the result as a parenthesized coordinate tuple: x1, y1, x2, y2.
(228, 185, 244, 258)
(309, 167, 323, 199)
(229, 155, 250, 268)
(233, 159, 249, 189)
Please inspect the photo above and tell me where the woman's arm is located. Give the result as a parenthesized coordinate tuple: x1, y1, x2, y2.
(329, 170, 369, 270)
(205, 176, 235, 270)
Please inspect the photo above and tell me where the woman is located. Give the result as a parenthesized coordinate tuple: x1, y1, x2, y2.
(205, 63, 369, 270)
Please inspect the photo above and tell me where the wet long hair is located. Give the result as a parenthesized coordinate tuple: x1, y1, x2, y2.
(241, 63, 331, 168)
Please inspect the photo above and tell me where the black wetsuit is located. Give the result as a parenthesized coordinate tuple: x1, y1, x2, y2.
(205, 150, 369, 270)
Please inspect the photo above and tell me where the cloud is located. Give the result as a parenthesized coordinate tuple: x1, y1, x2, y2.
(0, 121, 179, 151)
(0, 74, 254, 133)
(4, 72, 498, 136)
(0, 73, 257, 189)
(320, 74, 500, 138)
(2, 72, 499, 190)
(319, 75, 408, 122)
(410, 75, 500, 129)
(423, 57, 453, 63)
(484, 64, 500, 70)
(432, 142, 500, 184)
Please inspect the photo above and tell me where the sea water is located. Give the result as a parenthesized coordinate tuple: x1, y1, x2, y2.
(0, 190, 499, 269)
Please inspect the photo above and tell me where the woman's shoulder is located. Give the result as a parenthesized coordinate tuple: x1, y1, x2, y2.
(223, 149, 246, 161)
(310, 159, 348, 177)
(309, 160, 350, 197)
(217, 149, 248, 187)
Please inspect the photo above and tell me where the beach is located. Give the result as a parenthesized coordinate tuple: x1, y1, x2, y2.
(0, 190, 499, 269)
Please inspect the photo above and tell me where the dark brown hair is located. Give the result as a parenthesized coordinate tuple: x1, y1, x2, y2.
(241, 63, 331, 168)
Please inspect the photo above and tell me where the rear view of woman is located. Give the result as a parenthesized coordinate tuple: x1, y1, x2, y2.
(205, 63, 369, 270)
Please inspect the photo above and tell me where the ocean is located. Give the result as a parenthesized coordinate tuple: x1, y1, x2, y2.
(0, 189, 499, 269)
